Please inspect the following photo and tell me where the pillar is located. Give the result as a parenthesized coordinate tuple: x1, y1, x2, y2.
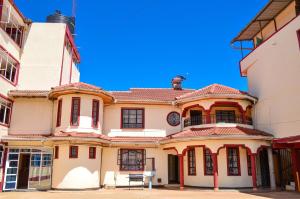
(0, 148, 8, 192)
(205, 110, 211, 124)
(291, 148, 300, 192)
(250, 154, 257, 191)
(212, 153, 218, 191)
(267, 147, 276, 190)
(179, 155, 184, 190)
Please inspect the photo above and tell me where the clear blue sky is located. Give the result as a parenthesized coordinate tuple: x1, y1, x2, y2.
(16, 0, 268, 91)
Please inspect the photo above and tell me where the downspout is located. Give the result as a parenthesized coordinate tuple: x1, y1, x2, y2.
(99, 147, 103, 188)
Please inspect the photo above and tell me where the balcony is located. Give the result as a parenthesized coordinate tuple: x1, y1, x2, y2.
(183, 114, 253, 128)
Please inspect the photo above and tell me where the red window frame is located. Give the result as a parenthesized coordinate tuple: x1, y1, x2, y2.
(121, 108, 145, 129)
(203, 148, 214, 176)
(54, 146, 59, 159)
(226, 147, 241, 176)
(69, 146, 78, 158)
(56, 99, 62, 127)
(70, 97, 80, 126)
(0, 93, 13, 127)
(91, 99, 99, 128)
(89, 147, 96, 159)
(118, 149, 145, 171)
(187, 148, 196, 176)
(0, 45, 20, 86)
(247, 153, 252, 176)
(297, 29, 300, 49)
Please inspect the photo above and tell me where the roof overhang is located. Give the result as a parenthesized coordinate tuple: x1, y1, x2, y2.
(175, 94, 257, 104)
(232, 0, 294, 43)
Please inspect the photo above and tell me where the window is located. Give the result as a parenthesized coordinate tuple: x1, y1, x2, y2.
(247, 154, 252, 176)
(188, 148, 196, 175)
(89, 147, 96, 159)
(121, 108, 144, 129)
(69, 146, 78, 158)
(92, 100, 99, 128)
(190, 110, 202, 125)
(216, 110, 236, 123)
(54, 146, 59, 159)
(0, 97, 12, 126)
(70, 97, 80, 126)
(0, 49, 19, 84)
(0, 145, 3, 167)
(204, 148, 213, 175)
(56, 99, 62, 127)
(118, 149, 145, 171)
(227, 147, 240, 176)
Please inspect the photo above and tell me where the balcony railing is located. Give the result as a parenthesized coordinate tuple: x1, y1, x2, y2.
(183, 115, 253, 128)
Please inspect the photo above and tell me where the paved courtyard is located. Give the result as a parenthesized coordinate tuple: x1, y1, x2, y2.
(0, 189, 299, 199)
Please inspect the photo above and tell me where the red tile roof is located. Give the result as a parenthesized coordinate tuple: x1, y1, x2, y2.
(176, 84, 250, 100)
(111, 88, 195, 102)
(53, 131, 110, 140)
(110, 136, 163, 142)
(167, 127, 272, 139)
(52, 82, 103, 91)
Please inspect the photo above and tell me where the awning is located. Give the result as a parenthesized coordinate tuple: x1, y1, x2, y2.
(231, 0, 294, 43)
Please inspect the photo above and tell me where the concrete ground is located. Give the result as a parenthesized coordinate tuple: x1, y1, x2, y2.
(0, 189, 299, 199)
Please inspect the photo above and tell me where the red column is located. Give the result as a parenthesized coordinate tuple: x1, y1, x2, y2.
(251, 154, 257, 191)
(291, 148, 300, 192)
(179, 154, 184, 190)
(0, 147, 8, 192)
(242, 111, 246, 124)
(212, 153, 218, 191)
(205, 110, 211, 124)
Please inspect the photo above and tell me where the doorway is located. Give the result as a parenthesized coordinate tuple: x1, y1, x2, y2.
(259, 149, 270, 187)
(17, 153, 30, 189)
(168, 154, 179, 184)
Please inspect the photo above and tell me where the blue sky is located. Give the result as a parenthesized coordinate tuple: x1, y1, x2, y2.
(15, 0, 268, 91)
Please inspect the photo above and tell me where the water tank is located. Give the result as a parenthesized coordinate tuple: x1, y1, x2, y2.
(46, 10, 75, 35)
(171, 75, 186, 90)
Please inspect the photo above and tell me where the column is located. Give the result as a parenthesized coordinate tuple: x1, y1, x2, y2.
(212, 153, 218, 191)
(250, 154, 257, 191)
(179, 155, 184, 190)
(291, 148, 300, 192)
(205, 110, 211, 124)
(267, 148, 276, 190)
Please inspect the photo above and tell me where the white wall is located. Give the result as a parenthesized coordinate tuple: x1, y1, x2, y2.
(241, 16, 300, 138)
(52, 144, 101, 189)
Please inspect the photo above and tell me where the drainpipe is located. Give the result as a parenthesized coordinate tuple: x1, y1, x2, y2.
(99, 147, 103, 189)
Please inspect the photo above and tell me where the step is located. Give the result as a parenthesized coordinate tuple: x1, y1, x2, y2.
(286, 184, 295, 191)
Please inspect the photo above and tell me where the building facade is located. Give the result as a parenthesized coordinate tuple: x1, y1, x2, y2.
(0, 0, 298, 193)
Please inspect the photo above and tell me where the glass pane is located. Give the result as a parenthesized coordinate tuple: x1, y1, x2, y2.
(8, 154, 18, 160)
(5, 182, 16, 189)
(7, 168, 17, 174)
(6, 175, 16, 182)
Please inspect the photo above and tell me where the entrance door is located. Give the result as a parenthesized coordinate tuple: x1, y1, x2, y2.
(259, 149, 270, 187)
(17, 154, 30, 189)
(168, 155, 179, 184)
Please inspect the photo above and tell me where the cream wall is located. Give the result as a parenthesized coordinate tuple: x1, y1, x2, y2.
(18, 23, 66, 90)
(241, 15, 300, 138)
(70, 62, 80, 83)
(52, 144, 101, 189)
(101, 147, 168, 187)
(103, 104, 182, 137)
(9, 98, 53, 135)
(54, 94, 104, 134)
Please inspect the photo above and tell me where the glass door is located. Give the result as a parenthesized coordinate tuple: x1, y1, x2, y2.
(4, 149, 19, 190)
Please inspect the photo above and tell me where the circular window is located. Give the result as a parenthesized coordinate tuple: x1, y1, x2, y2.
(167, 112, 181, 126)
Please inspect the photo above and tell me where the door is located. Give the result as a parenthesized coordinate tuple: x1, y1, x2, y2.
(168, 155, 179, 184)
(259, 149, 270, 187)
(17, 154, 30, 189)
(190, 110, 202, 125)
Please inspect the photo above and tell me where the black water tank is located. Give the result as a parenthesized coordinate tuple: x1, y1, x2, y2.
(46, 10, 75, 35)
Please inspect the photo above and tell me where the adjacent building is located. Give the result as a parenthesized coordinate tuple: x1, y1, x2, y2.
(0, 0, 298, 193)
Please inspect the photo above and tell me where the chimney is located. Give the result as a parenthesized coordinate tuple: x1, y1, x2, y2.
(171, 75, 186, 90)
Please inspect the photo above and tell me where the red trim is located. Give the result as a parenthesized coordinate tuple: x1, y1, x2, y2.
(59, 36, 66, 85)
(69, 145, 78, 158)
(120, 107, 145, 129)
(250, 154, 257, 189)
(182, 104, 206, 117)
(163, 147, 179, 155)
(291, 148, 300, 192)
(256, 145, 269, 154)
(239, 15, 299, 77)
(167, 111, 180, 126)
(209, 101, 245, 113)
(179, 154, 184, 190)
(54, 146, 59, 159)
(212, 153, 218, 190)
(69, 50, 73, 84)
(246, 153, 252, 176)
(187, 148, 196, 176)
(0, 45, 20, 86)
(0, 147, 7, 192)
(70, 97, 80, 126)
(91, 99, 100, 128)
(273, 135, 300, 143)
(56, 99, 62, 127)
(65, 26, 80, 62)
(226, 146, 241, 176)
(89, 147, 96, 159)
(216, 144, 252, 155)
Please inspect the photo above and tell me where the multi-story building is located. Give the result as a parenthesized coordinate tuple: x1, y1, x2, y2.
(0, 0, 297, 193)
(232, 0, 300, 192)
